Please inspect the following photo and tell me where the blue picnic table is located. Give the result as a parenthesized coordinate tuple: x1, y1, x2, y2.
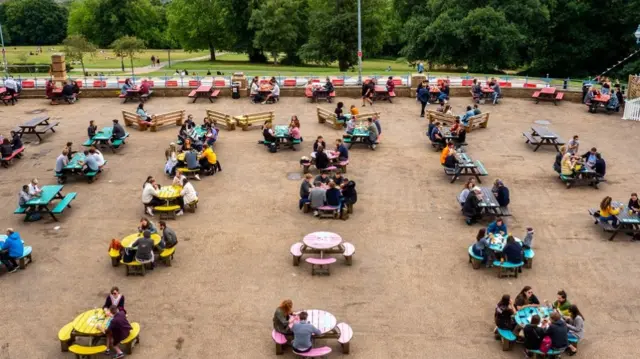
(14, 184, 77, 222)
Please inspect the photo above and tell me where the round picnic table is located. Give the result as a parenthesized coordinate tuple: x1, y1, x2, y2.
(311, 150, 338, 160)
(488, 235, 522, 252)
(289, 309, 337, 334)
(157, 185, 182, 200)
(121, 232, 162, 248)
(176, 152, 202, 162)
(71, 308, 112, 336)
(513, 306, 553, 327)
(303, 232, 342, 250)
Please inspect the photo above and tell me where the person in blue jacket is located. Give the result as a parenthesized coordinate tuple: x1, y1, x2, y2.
(1, 228, 24, 273)
(418, 82, 429, 117)
(487, 217, 507, 236)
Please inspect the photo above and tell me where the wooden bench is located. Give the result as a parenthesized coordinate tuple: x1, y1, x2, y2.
(316, 107, 343, 130)
(121, 322, 141, 354)
(122, 110, 147, 131)
(51, 193, 77, 216)
(306, 257, 336, 275)
(234, 111, 274, 131)
(68, 344, 107, 358)
(272, 329, 288, 355)
(1, 146, 24, 167)
(496, 327, 516, 351)
(154, 205, 180, 220)
(337, 159, 349, 173)
(426, 110, 457, 126)
(337, 322, 353, 354)
(492, 260, 524, 278)
(532, 91, 541, 100)
(294, 346, 332, 357)
(343, 242, 355, 265)
(148, 109, 185, 132)
(468, 245, 483, 269)
(522, 132, 541, 145)
(209, 89, 221, 102)
(159, 246, 176, 266)
(121, 260, 146, 276)
(290, 242, 303, 266)
(1, 92, 18, 105)
(58, 322, 75, 352)
(140, 90, 154, 102)
(317, 205, 340, 219)
(206, 109, 235, 131)
(466, 113, 490, 133)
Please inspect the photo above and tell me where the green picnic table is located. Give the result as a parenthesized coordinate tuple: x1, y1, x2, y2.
(55, 153, 102, 184)
(14, 184, 77, 222)
(275, 125, 289, 141)
(344, 127, 370, 149)
(177, 126, 207, 145)
(83, 127, 129, 152)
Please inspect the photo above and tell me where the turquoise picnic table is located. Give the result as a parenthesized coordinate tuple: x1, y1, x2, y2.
(14, 184, 76, 222)
(83, 127, 129, 152)
(514, 306, 553, 327)
(177, 126, 207, 145)
(344, 126, 370, 149)
(56, 153, 103, 184)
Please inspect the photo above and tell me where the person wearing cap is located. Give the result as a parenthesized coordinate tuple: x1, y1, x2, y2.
(1, 228, 24, 273)
(28, 178, 42, 197)
(131, 230, 155, 265)
(111, 119, 126, 142)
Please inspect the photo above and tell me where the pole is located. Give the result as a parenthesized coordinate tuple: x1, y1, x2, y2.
(168, 49, 171, 68)
(0, 22, 8, 76)
(357, 0, 362, 85)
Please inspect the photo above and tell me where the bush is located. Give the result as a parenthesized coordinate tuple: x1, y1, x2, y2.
(7, 63, 74, 74)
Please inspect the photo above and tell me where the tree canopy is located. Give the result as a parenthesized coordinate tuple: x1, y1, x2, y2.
(1, 0, 68, 45)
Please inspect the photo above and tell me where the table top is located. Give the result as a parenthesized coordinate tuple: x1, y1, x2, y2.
(374, 85, 388, 93)
(72, 308, 112, 336)
(478, 187, 499, 208)
(121, 232, 162, 248)
(177, 151, 201, 162)
(196, 85, 212, 93)
(65, 152, 85, 170)
(612, 202, 640, 224)
(593, 94, 611, 103)
(429, 87, 440, 93)
(442, 128, 458, 139)
(514, 306, 553, 327)
(303, 232, 342, 249)
(289, 309, 337, 334)
(0, 88, 5, 94)
(92, 127, 113, 141)
(157, 185, 182, 200)
(488, 235, 522, 252)
(540, 87, 556, 95)
(126, 87, 141, 93)
(456, 153, 476, 167)
(352, 127, 370, 137)
(275, 125, 289, 138)
(531, 126, 557, 139)
(26, 185, 63, 206)
(20, 116, 50, 128)
(311, 150, 338, 160)
(0, 234, 6, 243)
(482, 87, 495, 93)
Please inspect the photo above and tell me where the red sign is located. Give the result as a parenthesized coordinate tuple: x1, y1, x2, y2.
(357, 51, 362, 58)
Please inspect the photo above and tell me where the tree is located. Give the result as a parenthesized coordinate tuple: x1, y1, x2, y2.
(228, 0, 267, 63)
(2, 0, 68, 45)
(166, 0, 235, 61)
(111, 36, 146, 77)
(300, 0, 387, 71)
(62, 35, 97, 76)
(249, 0, 308, 64)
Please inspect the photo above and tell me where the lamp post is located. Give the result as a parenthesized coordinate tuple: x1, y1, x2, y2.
(357, 0, 362, 85)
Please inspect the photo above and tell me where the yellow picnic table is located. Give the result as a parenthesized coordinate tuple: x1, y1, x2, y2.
(121, 233, 162, 248)
(71, 308, 111, 337)
(176, 152, 201, 162)
(157, 185, 182, 200)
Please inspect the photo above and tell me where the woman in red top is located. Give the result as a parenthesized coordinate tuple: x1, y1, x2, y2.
(386, 76, 395, 94)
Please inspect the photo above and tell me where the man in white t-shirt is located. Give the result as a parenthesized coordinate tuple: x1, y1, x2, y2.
(262, 83, 280, 104)
(28, 178, 42, 197)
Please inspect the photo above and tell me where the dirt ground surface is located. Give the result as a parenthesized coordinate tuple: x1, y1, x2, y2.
(0, 95, 639, 359)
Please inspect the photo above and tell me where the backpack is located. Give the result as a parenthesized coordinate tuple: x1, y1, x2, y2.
(269, 143, 277, 153)
(540, 336, 552, 353)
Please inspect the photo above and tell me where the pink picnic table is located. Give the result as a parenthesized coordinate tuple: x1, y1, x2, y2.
(311, 150, 338, 161)
(303, 231, 342, 249)
(289, 309, 337, 334)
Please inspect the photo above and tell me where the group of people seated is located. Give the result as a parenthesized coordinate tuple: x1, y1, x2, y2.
(306, 77, 335, 101)
(555, 141, 606, 181)
(495, 287, 583, 356)
(0, 130, 23, 158)
(582, 77, 623, 112)
(471, 219, 532, 267)
(141, 174, 198, 217)
(471, 78, 501, 105)
(459, 178, 510, 225)
(299, 170, 357, 218)
(97, 287, 131, 359)
(250, 76, 280, 104)
(262, 116, 302, 150)
(594, 194, 640, 233)
(273, 300, 324, 354)
(45, 79, 80, 104)
(164, 116, 221, 177)
(429, 120, 467, 149)
(304, 136, 349, 170)
(53, 140, 106, 177)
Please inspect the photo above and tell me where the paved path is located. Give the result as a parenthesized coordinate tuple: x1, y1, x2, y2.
(69, 54, 215, 74)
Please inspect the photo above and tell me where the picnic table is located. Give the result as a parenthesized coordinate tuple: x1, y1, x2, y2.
(71, 308, 112, 338)
(311, 150, 338, 161)
(488, 234, 522, 252)
(177, 126, 207, 145)
(373, 85, 394, 103)
(274, 125, 289, 143)
(83, 127, 129, 152)
(523, 125, 565, 152)
(13, 116, 59, 141)
(475, 186, 511, 218)
(561, 162, 603, 189)
(189, 85, 213, 103)
(157, 185, 182, 204)
(119, 86, 142, 103)
(588, 94, 610, 113)
(302, 232, 344, 256)
(345, 126, 370, 149)
(442, 127, 458, 141)
(588, 202, 640, 241)
(532, 87, 564, 105)
(444, 153, 489, 183)
(290, 309, 337, 335)
(15, 184, 76, 221)
(513, 306, 552, 328)
(121, 232, 162, 248)
(428, 86, 441, 103)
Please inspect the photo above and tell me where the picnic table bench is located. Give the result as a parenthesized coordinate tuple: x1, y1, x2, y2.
(55, 152, 105, 184)
(587, 94, 611, 113)
(344, 126, 375, 149)
(206, 109, 235, 130)
(532, 87, 564, 105)
(426, 110, 457, 126)
(1, 146, 25, 167)
(560, 164, 605, 189)
(522, 125, 565, 152)
(443, 153, 488, 183)
(13, 116, 59, 141)
(588, 203, 640, 241)
(14, 185, 76, 222)
(118, 87, 154, 103)
(188, 85, 220, 103)
(372, 85, 396, 103)
(0, 87, 18, 105)
(306, 85, 336, 103)
(233, 111, 274, 131)
(82, 127, 129, 152)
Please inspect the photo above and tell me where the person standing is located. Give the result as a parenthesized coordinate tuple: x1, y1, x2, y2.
(150, 55, 156, 67)
(418, 82, 429, 117)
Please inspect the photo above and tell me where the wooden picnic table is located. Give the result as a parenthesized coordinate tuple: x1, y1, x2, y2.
(121, 232, 162, 248)
(588, 94, 611, 113)
(190, 85, 213, 103)
(523, 125, 565, 152)
(83, 127, 129, 152)
(373, 85, 393, 102)
(121, 87, 142, 103)
(444, 153, 488, 183)
(71, 308, 112, 338)
(14, 116, 59, 141)
(588, 202, 640, 241)
(532, 87, 565, 105)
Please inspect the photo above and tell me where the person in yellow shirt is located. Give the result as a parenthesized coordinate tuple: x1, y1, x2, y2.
(440, 142, 453, 165)
(199, 144, 222, 175)
(599, 196, 621, 227)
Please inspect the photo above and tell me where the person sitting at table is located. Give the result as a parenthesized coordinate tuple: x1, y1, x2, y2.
(0, 228, 24, 273)
(184, 150, 201, 180)
(103, 286, 126, 314)
(136, 103, 153, 125)
(138, 217, 157, 234)
(312, 135, 326, 153)
(199, 143, 220, 176)
(345, 116, 356, 135)
(594, 153, 606, 178)
(175, 178, 197, 216)
(120, 78, 133, 95)
(471, 79, 483, 102)
(439, 142, 454, 165)
(314, 171, 331, 185)
(139, 79, 151, 95)
(332, 171, 345, 186)
(165, 143, 179, 176)
(487, 217, 507, 236)
(514, 286, 540, 310)
(565, 305, 584, 355)
(472, 228, 493, 265)
(553, 145, 566, 173)
(459, 106, 475, 127)
(55, 149, 69, 177)
(61, 80, 76, 103)
(629, 193, 640, 214)
(463, 187, 483, 225)
(386, 76, 395, 94)
(9, 131, 22, 152)
(581, 147, 599, 169)
(429, 122, 445, 146)
(288, 121, 302, 148)
(45, 79, 54, 101)
(335, 138, 349, 161)
(349, 104, 359, 116)
(449, 118, 462, 136)
(523, 315, 545, 357)
(335, 102, 347, 122)
(173, 170, 187, 187)
(180, 136, 194, 153)
(502, 235, 523, 265)
(615, 87, 624, 111)
(373, 115, 382, 135)
(80, 150, 100, 174)
(443, 148, 458, 170)
(439, 82, 450, 102)
(262, 122, 277, 143)
(366, 118, 379, 150)
(64, 141, 78, 161)
(292, 311, 322, 354)
(142, 178, 164, 216)
(262, 81, 280, 104)
(342, 180, 357, 207)
(601, 77, 611, 95)
(597, 196, 622, 227)
(27, 178, 42, 197)
(492, 180, 510, 208)
(205, 125, 219, 147)
(101, 305, 132, 359)
(494, 294, 516, 332)
(18, 185, 32, 210)
(89, 147, 105, 168)
(0, 138, 13, 158)
(87, 120, 97, 139)
(326, 181, 342, 212)
(250, 78, 262, 103)
(567, 135, 580, 155)
(491, 81, 501, 104)
(324, 77, 334, 94)
(606, 92, 619, 111)
(544, 312, 569, 354)
(551, 289, 572, 316)
(309, 181, 327, 216)
(299, 174, 313, 210)
(158, 221, 178, 250)
(458, 180, 475, 206)
(273, 299, 295, 335)
(561, 151, 579, 177)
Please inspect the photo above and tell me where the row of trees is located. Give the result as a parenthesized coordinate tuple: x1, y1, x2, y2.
(1, 0, 640, 77)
